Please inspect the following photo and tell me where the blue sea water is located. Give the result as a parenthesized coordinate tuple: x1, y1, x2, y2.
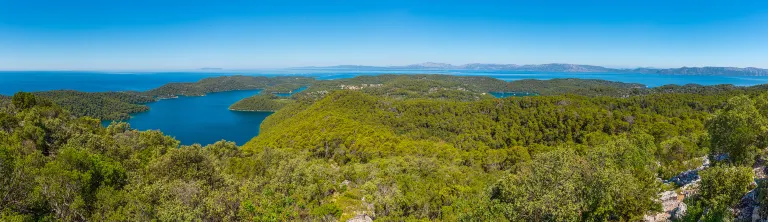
(0, 71, 223, 94)
(5, 70, 768, 145)
(113, 89, 270, 146)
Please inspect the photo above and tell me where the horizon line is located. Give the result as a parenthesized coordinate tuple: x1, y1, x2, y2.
(1, 62, 767, 72)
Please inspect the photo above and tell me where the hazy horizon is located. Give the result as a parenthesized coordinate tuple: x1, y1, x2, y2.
(2, 0, 767, 70)
(2, 62, 768, 72)
(2, 61, 768, 72)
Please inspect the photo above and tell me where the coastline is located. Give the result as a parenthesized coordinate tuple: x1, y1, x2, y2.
(228, 108, 277, 112)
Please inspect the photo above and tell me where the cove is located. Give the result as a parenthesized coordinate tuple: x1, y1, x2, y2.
(114, 89, 271, 146)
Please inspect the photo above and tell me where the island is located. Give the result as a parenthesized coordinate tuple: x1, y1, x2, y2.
(229, 94, 293, 112)
(300, 63, 768, 76)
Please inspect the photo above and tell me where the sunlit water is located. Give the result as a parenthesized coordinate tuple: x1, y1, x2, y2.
(112, 90, 270, 146)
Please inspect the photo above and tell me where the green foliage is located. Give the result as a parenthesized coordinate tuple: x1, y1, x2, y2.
(12, 92, 40, 109)
(507, 78, 646, 97)
(508, 79, 756, 97)
(20, 75, 768, 124)
(144, 75, 315, 98)
(757, 179, 768, 218)
(261, 83, 305, 94)
(4, 80, 768, 221)
(34, 90, 152, 120)
(246, 90, 737, 220)
(707, 95, 768, 165)
(680, 166, 753, 221)
(229, 94, 293, 111)
(491, 138, 660, 221)
(698, 166, 754, 208)
(302, 74, 502, 101)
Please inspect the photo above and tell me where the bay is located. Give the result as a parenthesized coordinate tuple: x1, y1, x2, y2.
(6, 69, 768, 145)
(113, 89, 270, 146)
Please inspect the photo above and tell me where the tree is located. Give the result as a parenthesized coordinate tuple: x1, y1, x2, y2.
(12, 92, 38, 109)
(707, 95, 768, 165)
(699, 166, 754, 208)
(491, 149, 588, 221)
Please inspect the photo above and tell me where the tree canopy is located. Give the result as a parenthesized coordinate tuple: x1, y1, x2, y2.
(4, 75, 768, 221)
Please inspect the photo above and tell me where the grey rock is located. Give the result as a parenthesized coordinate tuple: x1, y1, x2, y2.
(347, 215, 373, 222)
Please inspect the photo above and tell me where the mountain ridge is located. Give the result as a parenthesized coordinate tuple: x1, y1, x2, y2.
(295, 63, 768, 76)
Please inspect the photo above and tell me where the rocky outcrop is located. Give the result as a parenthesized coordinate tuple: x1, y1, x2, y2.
(672, 202, 687, 220)
(665, 157, 710, 187)
(645, 157, 710, 222)
(347, 215, 373, 222)
(735, 167, 768, 221)
(645, 190, 692, 221)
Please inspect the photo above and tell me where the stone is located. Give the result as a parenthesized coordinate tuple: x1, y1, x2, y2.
(659, 191, 680, 212)
(643, 212, 670, 222)
(347, 215, 373, 222)
(672, 202, 687, 220)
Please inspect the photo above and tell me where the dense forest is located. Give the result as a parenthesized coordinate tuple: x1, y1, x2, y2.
(25, 74, 768, 122)
(247, 89, 768, 221)
(229, 94, 293, 112)
(143, 76, 315, 98)
(4, 73, 768, 220)
(261, 83, 306, 94)
(32, 90, 153, 121)
(303, 74, 507, 101)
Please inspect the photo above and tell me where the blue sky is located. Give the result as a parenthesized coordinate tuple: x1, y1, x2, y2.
(1, 0, 767, 70)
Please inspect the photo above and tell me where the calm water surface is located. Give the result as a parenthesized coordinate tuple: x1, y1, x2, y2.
(114, 90, 270, 146)
(7, 70, 768, 145)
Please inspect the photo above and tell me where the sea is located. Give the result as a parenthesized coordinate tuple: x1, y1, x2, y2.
(4, 70, 768, 145)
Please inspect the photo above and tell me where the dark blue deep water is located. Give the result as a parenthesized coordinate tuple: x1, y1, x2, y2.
(117, 90, 269, 146)
(5, 70, 768, 145)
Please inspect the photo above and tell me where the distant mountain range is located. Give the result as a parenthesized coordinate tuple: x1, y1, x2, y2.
(296, 63, 768, 76)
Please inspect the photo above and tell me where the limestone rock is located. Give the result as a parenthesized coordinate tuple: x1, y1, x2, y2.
(347, 215, 373, 222)
(672, 202, 687, 220)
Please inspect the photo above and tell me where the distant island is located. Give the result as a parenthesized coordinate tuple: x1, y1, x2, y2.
(296, 62, 768, 76)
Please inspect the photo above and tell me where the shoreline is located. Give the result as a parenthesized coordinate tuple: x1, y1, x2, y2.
(228, 108, 277, 112)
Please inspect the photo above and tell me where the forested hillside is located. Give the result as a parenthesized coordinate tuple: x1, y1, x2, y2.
(246, 90, 768, 221)
(303, 74, 508, 101)
(3, 82, 768, 220)
(1, 92, 358, 221)
(261, 83, 306, 94)
(229, 94, 293, 111)
(29, 74, 768, 121)
(507, 78, 646, 96)
(144, 75, 315, 98)
(33, 90, 153, 120)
